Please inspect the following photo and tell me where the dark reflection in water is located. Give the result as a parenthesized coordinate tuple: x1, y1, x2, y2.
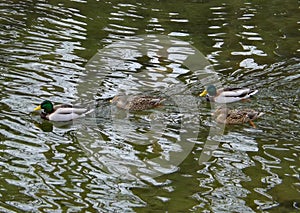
(0, 0, 299, 212)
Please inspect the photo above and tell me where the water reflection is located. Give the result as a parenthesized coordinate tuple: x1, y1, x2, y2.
(75, 35, 217, 185)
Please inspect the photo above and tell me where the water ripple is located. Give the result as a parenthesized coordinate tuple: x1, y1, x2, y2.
(0, 0, 299, 212)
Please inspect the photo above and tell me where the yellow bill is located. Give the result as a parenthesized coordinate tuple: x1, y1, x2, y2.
(199, 90, 208, 97)
(34, 105, 42, 111)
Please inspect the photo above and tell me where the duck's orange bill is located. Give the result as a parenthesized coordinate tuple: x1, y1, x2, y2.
(249, 120, 256, 128)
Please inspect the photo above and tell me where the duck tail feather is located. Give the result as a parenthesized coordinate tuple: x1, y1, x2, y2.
(257, 112, 264, 118)
(83, 109, 94, 116)
(249, 89, 258, 96)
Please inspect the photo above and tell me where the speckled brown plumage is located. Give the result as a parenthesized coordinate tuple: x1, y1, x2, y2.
(213, 107, 264, 127)
(111, 95, 165, 111)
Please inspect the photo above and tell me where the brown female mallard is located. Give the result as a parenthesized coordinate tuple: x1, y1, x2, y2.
(110, 95, 165, 111)
(213, 107, 264, 128)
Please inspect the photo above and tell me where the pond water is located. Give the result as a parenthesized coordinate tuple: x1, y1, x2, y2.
(0, 0, 299, 212)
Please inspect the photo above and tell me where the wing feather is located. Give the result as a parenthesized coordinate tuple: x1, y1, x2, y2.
(48, 112, 82, 122)
(221, 88, 251, 97)
(55, 107, 88, 114)
(214, 96, 244, 103)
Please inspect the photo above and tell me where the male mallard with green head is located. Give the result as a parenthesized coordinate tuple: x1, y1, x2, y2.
(34, 100, 93, 121)
(200, 85, 258, 103)
(213, 107, 264, 128)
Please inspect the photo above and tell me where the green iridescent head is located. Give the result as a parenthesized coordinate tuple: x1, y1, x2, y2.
(200, 85, 217, 96)
(34, 100, 54, 113)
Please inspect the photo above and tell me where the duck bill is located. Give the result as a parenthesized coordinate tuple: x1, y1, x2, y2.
(199, 90, 208, 97)
(249, 120, 257, 128)
(34, 105, 42, 111)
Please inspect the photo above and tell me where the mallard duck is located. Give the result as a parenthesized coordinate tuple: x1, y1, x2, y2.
(199, 85, 258, 103)
(110, 95, 165, 111)
(212, 107, 264, 128)
(34, 100, 93, 121)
